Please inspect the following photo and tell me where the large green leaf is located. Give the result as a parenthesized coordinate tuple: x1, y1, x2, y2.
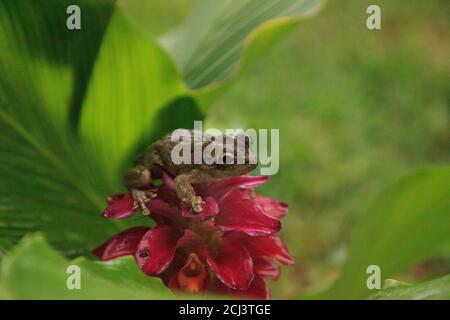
(0, 0, 125, 256)
(0, 104, 126, 256)
(320, 166, 450, 299)
(120, 0, 195, 37)
(0, 234, 173, 299)
(369, 276, 450, 300)
(160, 0, 324, 90)
(0, 0, 114, 128)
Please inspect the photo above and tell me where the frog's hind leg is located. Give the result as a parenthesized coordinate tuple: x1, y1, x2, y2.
(123, 165, 156, 215)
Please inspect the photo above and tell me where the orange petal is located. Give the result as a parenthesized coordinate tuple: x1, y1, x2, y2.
(177, 253, 208, 293)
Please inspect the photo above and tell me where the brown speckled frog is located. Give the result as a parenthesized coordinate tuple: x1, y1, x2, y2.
(124, 130, 257, 215)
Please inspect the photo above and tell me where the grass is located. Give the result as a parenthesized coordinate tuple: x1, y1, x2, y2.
(205, 0, 450, 298)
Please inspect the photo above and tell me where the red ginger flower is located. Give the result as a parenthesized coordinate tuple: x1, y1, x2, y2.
(93, 171, 294, 299)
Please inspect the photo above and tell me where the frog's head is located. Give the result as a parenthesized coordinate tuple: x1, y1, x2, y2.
(210, 133, 257, 176)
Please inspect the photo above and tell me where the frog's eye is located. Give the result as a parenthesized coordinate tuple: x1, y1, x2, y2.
(222, 153, 235, 165)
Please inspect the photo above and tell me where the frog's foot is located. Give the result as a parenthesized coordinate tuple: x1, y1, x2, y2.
(191, 196, 205, 213)
(131, 189, 157, 216)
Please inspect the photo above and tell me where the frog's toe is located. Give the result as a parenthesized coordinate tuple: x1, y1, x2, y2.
(141, 206, 151, 216)
(191, 196, 204, 213)
(131, 189, 153, 215)
(145, 189, 158, 199)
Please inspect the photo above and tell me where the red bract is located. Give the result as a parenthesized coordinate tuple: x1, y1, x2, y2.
(94, 172, 293, 299)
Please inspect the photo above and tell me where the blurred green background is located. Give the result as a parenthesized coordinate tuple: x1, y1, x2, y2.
(205, 0, 450, 298)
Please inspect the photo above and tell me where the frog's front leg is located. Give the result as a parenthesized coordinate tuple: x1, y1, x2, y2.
(173, 170, 208, 213)
(123, 165, 156, 215)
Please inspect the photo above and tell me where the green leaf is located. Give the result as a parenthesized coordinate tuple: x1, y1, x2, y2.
(0, 112, 122, 256)
(0, 234, 173, 299)
(0, 0, 114, 128)
(0, 0, 149, 257)
(160, 0, 324, 91)
(79, 7, 189, 181)
(320, 166, 450, 299)
(119, 0, 195, 37)
(369, 276, 450, 300)
(0, 0, 128, 257)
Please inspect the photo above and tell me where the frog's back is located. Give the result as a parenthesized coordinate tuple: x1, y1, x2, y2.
(137, 130, 208, 176)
